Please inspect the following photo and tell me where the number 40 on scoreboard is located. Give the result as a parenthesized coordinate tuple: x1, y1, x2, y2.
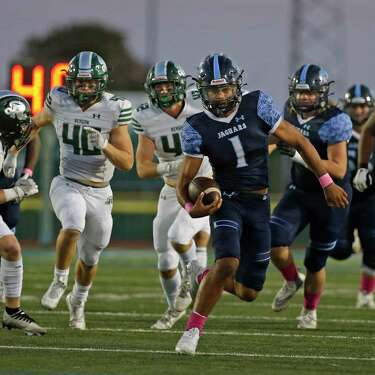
(8, 62, 68, 115)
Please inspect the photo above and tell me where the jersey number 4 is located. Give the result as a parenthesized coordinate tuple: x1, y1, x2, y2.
(62, 123, 102, 155)
(161, 133, 182, 155)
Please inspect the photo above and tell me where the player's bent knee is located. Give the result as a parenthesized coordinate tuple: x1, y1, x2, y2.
(304, 247, 329, 273)
(157, 250, 179, 272)
(170, 240, 192, 253)
(214, 260, 238, 280)
(237, 287, 258, 302)
(0, 235, 21, 260)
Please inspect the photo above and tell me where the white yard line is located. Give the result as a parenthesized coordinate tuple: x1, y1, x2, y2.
(30, 310, 375, 324)
(44, 327, 374, 341)
(0, 345, 373, 361)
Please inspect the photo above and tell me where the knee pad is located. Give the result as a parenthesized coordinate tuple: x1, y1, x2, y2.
(304, 246, 330, 273)
(329, 240, 353, 261)
(77, 237, 104, 266)
(156, 248, 179, 272)
(270, 216, 294, 247)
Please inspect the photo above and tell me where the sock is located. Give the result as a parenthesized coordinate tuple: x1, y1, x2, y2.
(280, 263, 298, 282)
(1, 258, 23, 298)
(196, 247, 207, 268)
(54, 266, 69, 285)
(304, 292, 321, 310)
(5, 306, 21, 315)
(186, 311, 208, 334)
(360, 273, 375, 294)
(71, 281, 91, 305)
(197, 268, 210, 285)
(179, 242, 197, 266)
(160, 271, 181, 308)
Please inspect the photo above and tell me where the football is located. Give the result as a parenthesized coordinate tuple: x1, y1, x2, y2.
(188, 177, 221, 205)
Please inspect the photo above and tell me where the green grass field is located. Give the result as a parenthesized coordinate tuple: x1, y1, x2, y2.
(0, 249, 374, 375)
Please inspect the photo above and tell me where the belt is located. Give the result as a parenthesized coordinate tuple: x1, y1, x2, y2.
(64, 177, 109, 188)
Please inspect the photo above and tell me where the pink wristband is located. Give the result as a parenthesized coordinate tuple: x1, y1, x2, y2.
(184, 202, 194, 213)
(319, 173, 333, 189)
(23, 168, 33, 177)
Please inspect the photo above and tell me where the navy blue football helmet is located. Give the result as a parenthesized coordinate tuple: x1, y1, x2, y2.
(194, 53, 243, 117)
(289, 64, 333, 113)
(344, 84, 374, 125)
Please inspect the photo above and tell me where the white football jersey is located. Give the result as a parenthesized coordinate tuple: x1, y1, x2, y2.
(131, 89, 212, 182)
(44, 87, 132, 182)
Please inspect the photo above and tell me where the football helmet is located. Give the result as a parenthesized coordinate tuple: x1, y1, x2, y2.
(0, 91, 33, 150)
(144, 60, 187, 108)
(289, 64, 333, 113)
(66, 51, 108, 106)
(194, 53, 243, 117)
(344, 84, 374, 125)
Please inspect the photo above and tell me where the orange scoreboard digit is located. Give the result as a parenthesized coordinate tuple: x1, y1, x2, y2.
(9, 62, 68, 115)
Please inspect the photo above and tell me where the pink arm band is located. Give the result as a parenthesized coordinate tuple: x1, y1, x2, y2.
(184, 202, 194, 213)
(319, 173, 333, 189)
(23, 168, 33, 177)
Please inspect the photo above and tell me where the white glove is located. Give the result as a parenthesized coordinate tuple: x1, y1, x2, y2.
(3, 178, 38, 203)
(84, 127, 108, 150)
(353, 168, 372, 192)
(156, 160, 183, 177)
(2, 151, 18, 178)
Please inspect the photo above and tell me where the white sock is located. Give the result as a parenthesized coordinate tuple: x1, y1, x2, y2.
(160, 271, 181, 308)
(71, 281, 91, 305)
(196, 247, 207, 268)
(179, 241, 197, 266)
(54, 266, 69, 285)
(1, 258, 23, 298)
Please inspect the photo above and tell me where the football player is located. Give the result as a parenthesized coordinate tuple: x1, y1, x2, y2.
(351, 85, 375, 308)
(133, 60, 212, 330)
(13, 51, 134, 329)
(174, 54, 348, 354)
(270, 65, 352, 328)
(0, 91, 45, 335)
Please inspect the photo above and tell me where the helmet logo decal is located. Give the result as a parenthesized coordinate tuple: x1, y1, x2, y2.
(4, 101, 28, 121)
(210, 78, 227, 85)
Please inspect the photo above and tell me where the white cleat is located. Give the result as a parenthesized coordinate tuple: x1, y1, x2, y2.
(175, 327, 200, 355)
(150, 308, 185, 330)
(174, 264, 193, 312)
(356, 291, 375, 309)
(272, 272, 305, 312)
(41, 280, 67, 310)
(66, 293, 86, 330)
(0, 281, 4, 304)
(2, 309, 47, 336)
(296, 308, 317, 329)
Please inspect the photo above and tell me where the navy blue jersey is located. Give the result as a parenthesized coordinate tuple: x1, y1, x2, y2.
(182, 91, 281, 191)
(283, 103, 352, 192)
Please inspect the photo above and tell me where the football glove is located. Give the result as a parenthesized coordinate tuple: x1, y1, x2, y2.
(84, 127, 108, 150)
(353, 168, 372, 192)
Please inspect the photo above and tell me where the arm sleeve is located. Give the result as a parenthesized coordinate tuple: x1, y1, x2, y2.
(318, 113, 353, 144)
(117, 99, 133, 126)
(257, 91, 282, 134)
(182, 121, 204, 158)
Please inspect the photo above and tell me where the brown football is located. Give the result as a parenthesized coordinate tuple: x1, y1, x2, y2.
(188, 177, 221, 205)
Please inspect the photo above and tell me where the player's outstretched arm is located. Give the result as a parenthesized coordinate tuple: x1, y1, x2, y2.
(274, 119, 349, 208)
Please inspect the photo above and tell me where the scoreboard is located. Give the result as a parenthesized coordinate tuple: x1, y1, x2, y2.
(8, 62, 68, 114)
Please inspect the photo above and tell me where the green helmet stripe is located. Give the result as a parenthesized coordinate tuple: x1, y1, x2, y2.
(154, 60, 169, 79)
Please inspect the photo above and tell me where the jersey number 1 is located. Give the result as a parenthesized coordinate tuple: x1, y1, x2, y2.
(62, 123, 102, 156)
(228, 135, 248, 168)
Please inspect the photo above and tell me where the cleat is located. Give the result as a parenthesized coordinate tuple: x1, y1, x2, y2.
(151, 308, 185, 330)
(174, 264, 193, 312)
(66, 293, 86, 330)
(0, 281, 4, 304)
(272, 272, 305, 312)
(296, 308, 317, 329)
(356, 291, 375, 309)
(175, 327, 200, 355)
(41, 280, 67, 310)
(2, 309, 47, 336)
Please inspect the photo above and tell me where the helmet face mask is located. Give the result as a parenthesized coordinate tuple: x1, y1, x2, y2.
(289, 64, 332, 114)
(66, 51, 108, 106)
(344, 84, 374, 126)
(145, 60, 186, 108)
(0, 92, 32, 149)
(195, 53, 243, 117)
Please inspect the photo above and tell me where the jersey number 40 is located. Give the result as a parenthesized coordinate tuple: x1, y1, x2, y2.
(63, 123, 102, 156)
